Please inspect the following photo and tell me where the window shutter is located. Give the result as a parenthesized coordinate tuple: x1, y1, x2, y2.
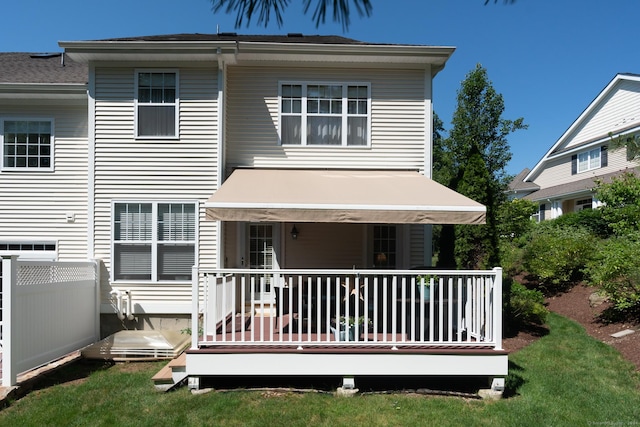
(540, 204, 546, 221)
(571, 154, 577, 175)
(601, 146, 608, 167)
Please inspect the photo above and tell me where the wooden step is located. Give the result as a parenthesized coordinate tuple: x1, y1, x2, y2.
(167, 352, 186, 368)
(151, 364, 174, 383)
(152, 352, 187, 391)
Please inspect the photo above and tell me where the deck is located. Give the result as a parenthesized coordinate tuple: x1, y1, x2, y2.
(186, 268, 508, 383)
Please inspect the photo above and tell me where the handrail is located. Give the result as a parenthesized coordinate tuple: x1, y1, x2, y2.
(191, 267, 502, 350)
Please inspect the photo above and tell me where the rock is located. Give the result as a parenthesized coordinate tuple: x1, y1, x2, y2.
(589, 292, 607, 307)
(335, 387, 359, 397)
(478, 389, 503, 400)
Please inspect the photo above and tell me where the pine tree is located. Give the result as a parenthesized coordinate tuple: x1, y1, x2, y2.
(437, 64, 526, 269)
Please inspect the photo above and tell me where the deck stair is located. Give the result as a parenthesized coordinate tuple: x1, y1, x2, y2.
(152, 352, 187, 392)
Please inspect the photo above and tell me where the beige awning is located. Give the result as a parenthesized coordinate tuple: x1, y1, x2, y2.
(205, 169, 486, 224)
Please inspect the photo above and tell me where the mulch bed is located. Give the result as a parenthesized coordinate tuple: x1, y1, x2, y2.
(503, 283, 640, 371)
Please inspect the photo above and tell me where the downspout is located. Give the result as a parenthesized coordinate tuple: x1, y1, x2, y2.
(215, 48, 227, 269)
(423, 64, 434, 266)
(87, 63, 96, 259)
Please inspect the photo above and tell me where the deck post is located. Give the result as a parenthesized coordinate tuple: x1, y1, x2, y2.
(492, 267, 503, 351)
(1, 255, 17, 387)
(191, 266, 199, 350)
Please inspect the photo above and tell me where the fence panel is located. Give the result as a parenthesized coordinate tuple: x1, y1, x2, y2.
(1, 256, 99, 386)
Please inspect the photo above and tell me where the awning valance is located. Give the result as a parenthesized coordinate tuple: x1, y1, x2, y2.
(205, 169, 486, 224)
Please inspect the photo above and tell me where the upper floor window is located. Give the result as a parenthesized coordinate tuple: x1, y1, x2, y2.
(279, 82, 370, 146)
(135, 71, 178, 138)
(1, 120, 53, 171)
(113, 201, 196, 282)
(577, 148, 600, 173)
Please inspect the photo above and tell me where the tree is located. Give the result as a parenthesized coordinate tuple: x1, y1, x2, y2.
(609, 131, 640, 162)
(211, 0, 372, 30)
(594, 171, 640, 235)
(437, 64, 526, 269)
(211, 0, 516, 31)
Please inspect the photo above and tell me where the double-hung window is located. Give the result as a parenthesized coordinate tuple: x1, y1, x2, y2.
(2, 119, 53, 170)
(280, 82, 370, 146)
(135, 71, 178, 138)
(113, 202, 196, 281)
(577, 148, 600, 173)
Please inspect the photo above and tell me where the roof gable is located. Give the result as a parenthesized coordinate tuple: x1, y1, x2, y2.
(526, 73, 640, 181)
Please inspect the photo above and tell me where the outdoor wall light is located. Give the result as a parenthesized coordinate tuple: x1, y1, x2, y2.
(290, 225, 299, 240)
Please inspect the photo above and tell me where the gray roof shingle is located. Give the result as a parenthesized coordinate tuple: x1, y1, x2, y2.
(0, 52, 87, 84)
(523, 167, 640, 201)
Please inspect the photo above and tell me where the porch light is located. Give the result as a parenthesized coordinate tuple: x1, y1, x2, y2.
(290, 225, 299, 240)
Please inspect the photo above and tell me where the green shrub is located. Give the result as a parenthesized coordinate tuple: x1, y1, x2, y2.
(522, 226, 597, 292)
(499, 239, 526, 276)
(507, 280, 548, 328)
(595, 172, 640, 236)
(552, 209, 612, 238)
(585, 234, 640, 312)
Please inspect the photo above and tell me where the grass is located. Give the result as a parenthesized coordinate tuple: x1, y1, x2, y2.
(0, 313, 639, 426)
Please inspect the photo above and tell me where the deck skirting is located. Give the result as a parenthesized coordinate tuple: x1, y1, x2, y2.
(185, 348, 508, 377)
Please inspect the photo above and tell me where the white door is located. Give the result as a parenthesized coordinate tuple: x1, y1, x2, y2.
(248, 224, 279, 303)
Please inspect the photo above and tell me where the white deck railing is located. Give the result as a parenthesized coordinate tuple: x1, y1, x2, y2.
(1, 256, 100, 386)
(192, 267, 502, 351)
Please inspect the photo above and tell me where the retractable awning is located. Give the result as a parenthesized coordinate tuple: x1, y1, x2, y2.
(205, 169, 486, 224)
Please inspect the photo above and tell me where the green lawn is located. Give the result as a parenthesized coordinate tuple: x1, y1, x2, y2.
(0, 313, 638, 426)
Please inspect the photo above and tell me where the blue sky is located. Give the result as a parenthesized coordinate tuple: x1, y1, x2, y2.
(3, 0, 639, 175)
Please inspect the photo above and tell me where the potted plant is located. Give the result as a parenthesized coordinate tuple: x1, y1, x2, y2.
(416, 274, 437, 302)
(330, 316, 372, 341)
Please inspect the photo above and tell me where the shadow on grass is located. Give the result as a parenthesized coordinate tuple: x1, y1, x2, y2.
(200, 375, 492, 398)
(503, 360, 525, 398)
(24, 359, 115, 393)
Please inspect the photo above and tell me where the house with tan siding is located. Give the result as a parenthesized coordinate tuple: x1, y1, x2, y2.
(509, 73, 640, 219)
(1, 34, 507, 391)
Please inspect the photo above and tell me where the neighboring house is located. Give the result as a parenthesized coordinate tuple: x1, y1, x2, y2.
(508, 73, 640, 220)
(1, 34, 507, 389)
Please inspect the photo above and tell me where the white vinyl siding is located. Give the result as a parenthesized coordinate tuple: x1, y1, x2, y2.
(0, 103, 88, 260)
(93, 66, 219, 313)
(225, 66, 427, 170)
(565, 80, 640, 150)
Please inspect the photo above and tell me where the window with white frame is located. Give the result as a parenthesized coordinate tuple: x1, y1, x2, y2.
(2, 120, 53, 170)
(577, 148, 600, 173)
(113, 202, 196, 281)
(135, 71, 178, 138)
(532, 203, 546, 222)
(280, 82, 370, 146)
(0, 241, 57, 259)
(575, 198, 592, 211)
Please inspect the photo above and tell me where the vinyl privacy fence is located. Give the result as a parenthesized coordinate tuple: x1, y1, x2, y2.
(1, 256, 100, 386)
